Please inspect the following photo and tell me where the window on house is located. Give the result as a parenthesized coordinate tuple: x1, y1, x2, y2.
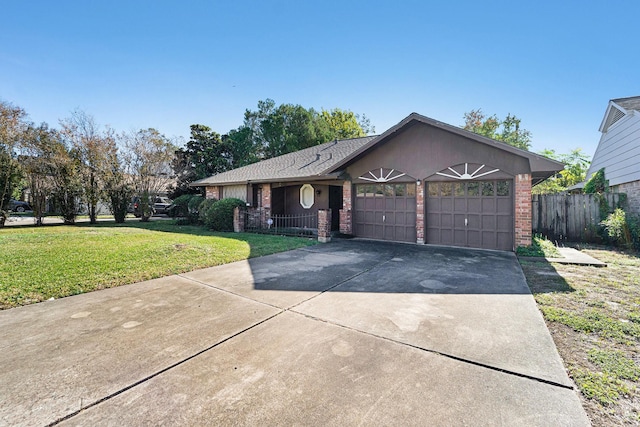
(300, 184, 314, 209)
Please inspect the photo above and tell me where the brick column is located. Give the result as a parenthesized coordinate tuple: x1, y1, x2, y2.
(515, 174, 532, 248)
(317, 209, 332, 243)
(206, 186, 220, 199)
(416, 181, 425, 244)
(260, 184, 271, 209)
(233, 206, 245, 233)
(339, 181, 352, 234)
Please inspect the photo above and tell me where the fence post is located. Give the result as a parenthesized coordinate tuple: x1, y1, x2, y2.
(318, 209, 332, 243)
(233, 207, 245, 233)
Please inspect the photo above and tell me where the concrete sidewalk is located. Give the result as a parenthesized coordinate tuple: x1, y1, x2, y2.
(0, 240, 590, 426)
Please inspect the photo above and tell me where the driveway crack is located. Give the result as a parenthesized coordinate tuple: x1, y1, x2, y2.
(290, 310, 575, 392)
(45, 310, 285, 426)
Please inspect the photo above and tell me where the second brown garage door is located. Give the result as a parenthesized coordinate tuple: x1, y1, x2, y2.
(425, 180, 513, 251)
(354, 183, 417, 243)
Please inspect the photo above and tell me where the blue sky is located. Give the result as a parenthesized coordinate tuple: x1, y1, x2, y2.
(2, 1, 638, 157)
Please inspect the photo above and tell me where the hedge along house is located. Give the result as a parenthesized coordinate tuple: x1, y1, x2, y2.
(192, 113, 563, 251)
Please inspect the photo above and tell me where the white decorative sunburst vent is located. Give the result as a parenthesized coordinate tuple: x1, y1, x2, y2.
(359, 168, 406, 183)
(436, 163, 500, 180)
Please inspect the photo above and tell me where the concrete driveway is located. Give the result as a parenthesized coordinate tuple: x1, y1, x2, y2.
(0, 240, 589, 426)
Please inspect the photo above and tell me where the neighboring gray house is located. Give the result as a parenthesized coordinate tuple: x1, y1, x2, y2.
(192, 113, 563, 251)
(585, 96, 640, 214)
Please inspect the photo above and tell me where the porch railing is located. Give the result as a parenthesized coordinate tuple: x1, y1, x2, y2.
(244, 210, 317, 237)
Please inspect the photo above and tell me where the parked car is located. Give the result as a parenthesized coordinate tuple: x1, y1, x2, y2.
(8, 199, 32, 213)
(153, 197, 173, 215)
(132, 196, 173, 217)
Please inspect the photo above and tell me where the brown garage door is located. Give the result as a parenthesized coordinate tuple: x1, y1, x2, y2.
(354, 183, 417, 243)
(426, 180, 513, 251)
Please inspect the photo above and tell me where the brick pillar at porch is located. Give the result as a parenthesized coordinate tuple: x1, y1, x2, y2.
(416, 181, 425, 244)
(260, 183, 271, 209)
(339, 181, 352, 234)
(233, 206, 245, 233)
(515, 173, 532, 247)
(206, 186, 220, 200)
(318, 209, 332, 243)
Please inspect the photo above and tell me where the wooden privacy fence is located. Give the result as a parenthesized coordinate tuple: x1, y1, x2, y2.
(532, 193, 625, 242)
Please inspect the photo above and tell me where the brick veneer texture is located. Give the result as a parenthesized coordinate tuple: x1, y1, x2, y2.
(339, 181, 352, 234)
(260, 184, 271, 209)
(613, 181, 640, 215)
(206, 186, 219, 199)
(416, 182, 425, 244)
(317, 209, 332, 243)
(515, 174, 532, 247)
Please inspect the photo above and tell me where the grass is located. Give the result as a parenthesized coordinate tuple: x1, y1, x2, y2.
(0, 220, 317, 309)
(520, 245, 640, 425)
(516, 234, 561, 258)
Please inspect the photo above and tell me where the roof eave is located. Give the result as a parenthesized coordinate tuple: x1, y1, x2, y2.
(326, 113, 564, 175)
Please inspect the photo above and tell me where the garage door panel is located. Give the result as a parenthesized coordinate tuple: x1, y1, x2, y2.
(467, 214, 480, 229)
(364, 211, 374, 223)
(482, 215, 496, 229)
(482, 198, 496, 212)
(454, 198, 466, 212)
(497, 215, 512, 231)
(467, 199, 481, 213)
(440, 229, 453, 245)
(354, 184, 416, 243)
(426, 180, 513, 251)
(497, 198, 511, 213)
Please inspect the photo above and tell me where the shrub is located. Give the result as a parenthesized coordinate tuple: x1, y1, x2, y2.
(198, 198, 217, 224)
(187, 195, 204, 223)
(600, 208, 640, 250)
(584, 168, 608, 194)
(170, 194, 193, 218)
(203, 198, 245, 231)
(601, 208, 631, 248)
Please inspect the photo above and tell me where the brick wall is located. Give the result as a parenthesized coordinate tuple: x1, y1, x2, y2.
(515, 174, 532, 247)
(613, 180, 640, 215)
(416, 182, 424, 244)
(339, 181, 352, 234)
(260, 184, 271, 209)
(318, 209, 332, 243)
(233, 206, 245, 232)
(206, 186, 220, 199)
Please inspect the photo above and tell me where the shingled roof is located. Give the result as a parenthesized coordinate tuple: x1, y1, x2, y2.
(191, 135, 376, 186)
(193, 113, 563, 187)
(613, 96, 640, 112)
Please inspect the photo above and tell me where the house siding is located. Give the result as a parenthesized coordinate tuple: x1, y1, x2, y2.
(586, 112, 640, 187)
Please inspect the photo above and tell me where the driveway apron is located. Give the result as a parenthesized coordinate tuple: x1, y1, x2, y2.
(0, 240, 590, 426)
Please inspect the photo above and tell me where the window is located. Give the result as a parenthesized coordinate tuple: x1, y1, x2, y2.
(299, 184, 314, 209)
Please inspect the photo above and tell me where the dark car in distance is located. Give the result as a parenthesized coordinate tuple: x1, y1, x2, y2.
(8, 199, 32, 212)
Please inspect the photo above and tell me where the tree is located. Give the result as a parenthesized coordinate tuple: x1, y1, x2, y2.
(103, 133, 132, 223)
(0, 100, 28, 226)
(171, 125, 233, 198)
(463, 109, 532, 150)
(59, 110, 114, 224)
(21, 123, 58, 225)
(123, 128, 177, 221)
(532, 148, 591, 194)
(320, 108, 367, 139)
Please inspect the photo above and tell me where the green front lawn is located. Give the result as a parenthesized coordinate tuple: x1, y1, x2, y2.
(0, 221, 317, 309)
